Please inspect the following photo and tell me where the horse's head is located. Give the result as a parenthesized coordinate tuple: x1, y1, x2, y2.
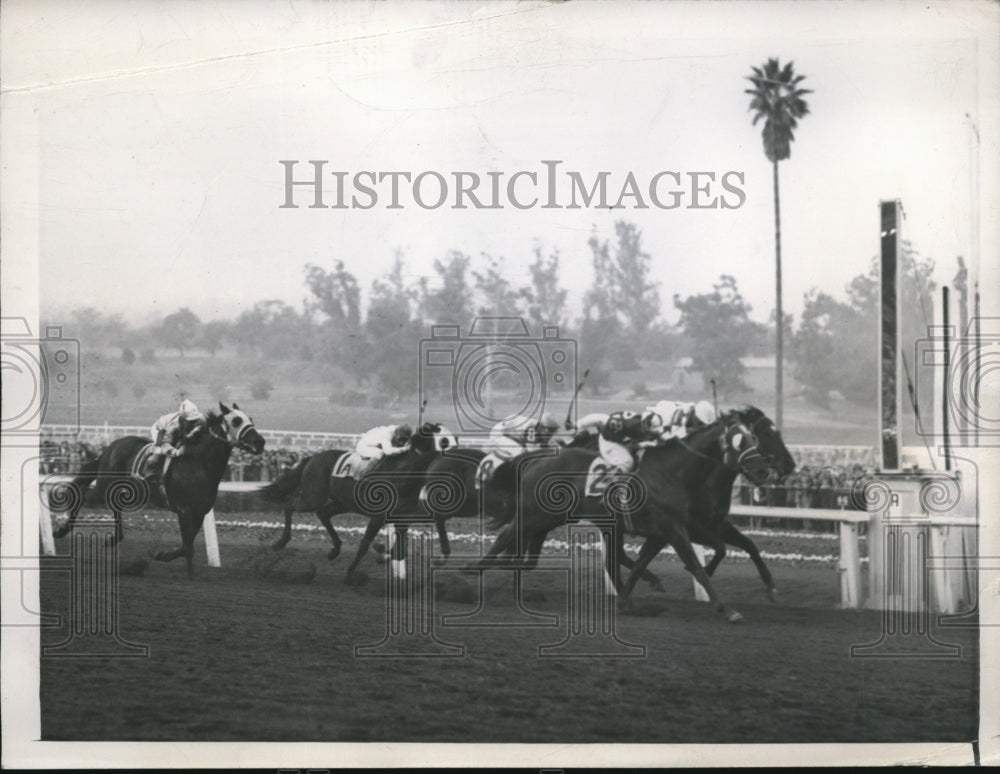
(711, 415, 771, 486)
(411, 421, 443, 455)
(727, 405, 796, 481)
(430, 424, 458, 452)
(214, 401, 266, 454)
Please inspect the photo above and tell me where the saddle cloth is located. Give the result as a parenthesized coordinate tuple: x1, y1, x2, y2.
(131, 442, 172, 508)
(474, 453, 504, 490)
(331, 451, 376, 480)
(585, 448, 647, 498)
(131, 443, 156, 478)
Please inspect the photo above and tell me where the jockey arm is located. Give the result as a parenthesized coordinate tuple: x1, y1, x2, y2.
(357, 426, 407, 459)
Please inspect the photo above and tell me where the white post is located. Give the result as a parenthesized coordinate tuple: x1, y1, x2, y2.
(929, 525, 955, 614)
(691, 543, 710, 602)
(203, 509, 221, 567)
(39, 485, 56, 556)
(597, 533, 617, 597)
(838, 521, 861, 608)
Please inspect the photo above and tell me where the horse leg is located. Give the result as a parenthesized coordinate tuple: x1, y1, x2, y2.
(720, 521, 777, 602)
(271, 503, 294, 550)
(389, 525, 408, 579)
(434, 516, 451, 565)
(316, 503, 341, 560)
(671, 525, 742, 622)
(467, 523, 517, 572)
(617, 545, 666, 593)
(702, 539, 726, 576)
(344, 515, 384, 584)
(153, 511, 188, 564)
(618, 535, 668, 603)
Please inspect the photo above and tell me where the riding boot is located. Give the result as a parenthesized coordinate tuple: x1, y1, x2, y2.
(143, 452, 164, 490)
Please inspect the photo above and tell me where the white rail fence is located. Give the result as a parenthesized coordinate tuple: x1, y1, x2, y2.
(38, 475, 976, 613)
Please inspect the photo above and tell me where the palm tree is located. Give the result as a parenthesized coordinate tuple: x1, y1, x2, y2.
(745, 58, 811, 431)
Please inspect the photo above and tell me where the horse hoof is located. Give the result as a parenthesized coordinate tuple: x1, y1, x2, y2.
(433, 556, 449, 567)
(650, 581, 666, 594)
(766, 588, 778, 603)
(271, 542, 286, 552)
(727, 610, 744, 623)
(327, 547, 340, 561)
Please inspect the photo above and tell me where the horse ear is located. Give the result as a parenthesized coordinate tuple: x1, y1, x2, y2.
(219, 402, 230, 415)
(232, 402, 240, 411)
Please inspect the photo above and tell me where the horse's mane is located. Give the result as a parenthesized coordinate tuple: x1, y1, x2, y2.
(722, 404, 765, 424)
(203, 410, 225, 429)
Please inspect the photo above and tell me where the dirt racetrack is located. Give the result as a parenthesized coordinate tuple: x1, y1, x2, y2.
(40, 509, 978, 744)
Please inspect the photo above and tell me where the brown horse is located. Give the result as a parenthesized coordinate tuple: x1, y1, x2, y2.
(476, 414, 773, 622)
(53, 403, 266, 577)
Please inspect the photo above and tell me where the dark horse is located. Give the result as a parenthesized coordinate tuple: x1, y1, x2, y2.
(476, 413, 773, 622)
(259, 422, 449, 583)
(53, 403, 266, 577)
(564, 405, 795, 600)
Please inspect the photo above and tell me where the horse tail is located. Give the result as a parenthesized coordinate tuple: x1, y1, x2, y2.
(56, 455, 101, 516)
(70, 454, 100, 487)
(258, 456, 311, 503)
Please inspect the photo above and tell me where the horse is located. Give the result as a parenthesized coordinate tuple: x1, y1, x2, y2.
(258, 422, 450, 583)
(563, 405, 795, 600)
(260, 449, 351, 559)
(686, 406, 795, 601)
(474, 414, 773, 622)
(53, 402, 266, 577)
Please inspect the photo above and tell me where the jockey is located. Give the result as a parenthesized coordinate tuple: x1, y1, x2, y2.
(142, 399, 206, 485)
(574, 411, 610, 440)
(598, 409, 663, 474)
(352, 423, 413, 477)
(479, 411, 560, 485)
(647, 399, 717, 439)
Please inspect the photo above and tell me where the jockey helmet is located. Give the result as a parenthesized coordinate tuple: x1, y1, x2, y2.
(693, 400, 716, 425)
(179, 399, 203, 422)
(391, 424, 413, 447)
(538, 412, 559, 430)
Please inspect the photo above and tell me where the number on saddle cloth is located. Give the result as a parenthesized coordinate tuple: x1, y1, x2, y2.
(585, 457, 617, 498)
(475, 454, 499, 490)
(331, 453, 361, 479)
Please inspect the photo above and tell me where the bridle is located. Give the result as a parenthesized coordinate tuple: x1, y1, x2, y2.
(737, 411, 792, 474)
(209, 414, 258, 449)
(678, 420, 765, 473)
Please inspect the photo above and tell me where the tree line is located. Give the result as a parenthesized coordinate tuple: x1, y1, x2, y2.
(50, 219, 941, 409)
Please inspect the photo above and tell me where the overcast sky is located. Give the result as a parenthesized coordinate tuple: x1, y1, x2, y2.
(5, 0, 994, 328)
